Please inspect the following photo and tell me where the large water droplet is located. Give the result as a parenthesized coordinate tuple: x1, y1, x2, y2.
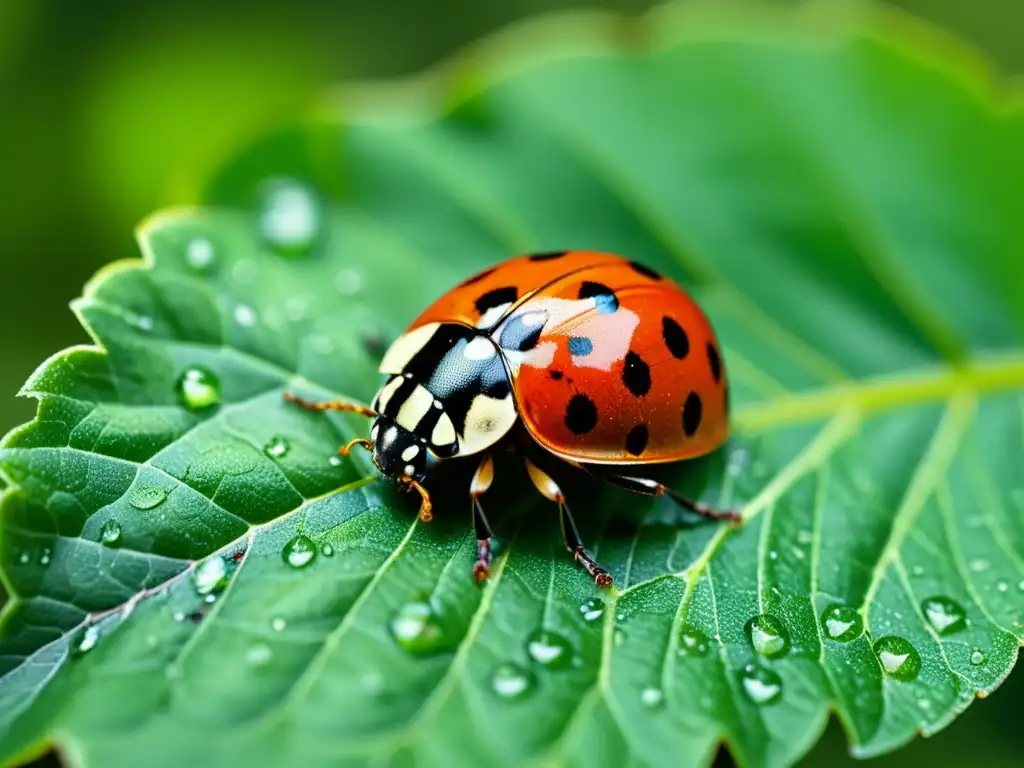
(821, 604, 863, 642)
(745, 614, 790, 658)
(677, 623, 712, 658)
(185, 237, 216, 272)
(129, 485, 167, 510)
(491, 662, 534, 700)
(259, 179, 321, 256)
(740, 664, 782, 705)
(282, 535, 317, 569)
(193, 556, 229, 595)
(99, 520, 123, 547)
(970, 648, 987, 666)
(176, 366, 221, 411)
(874, 636, 921, 681)
(264, 436, 290, 459)
(246, 643, 273, 667)
(641, 687, 664, 709)
(579, 598, 605, 622)
(921, 596, 967, 636)
(390, 601, 445, 655)
(526, 629, 573, 669)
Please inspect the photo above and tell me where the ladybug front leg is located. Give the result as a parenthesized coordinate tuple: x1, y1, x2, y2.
(524, 457, 612, 588)
(470, 455, 496, 584)
(602, 473, 741, 524)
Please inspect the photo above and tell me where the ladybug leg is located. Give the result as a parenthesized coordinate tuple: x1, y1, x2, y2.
(282, 392, 376, 418)
(524, 458, 612, 588)
(602, 474, 741, 524)
(470, 456, 495, 585)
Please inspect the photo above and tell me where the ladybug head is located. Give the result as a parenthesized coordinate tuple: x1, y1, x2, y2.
(369, 416, 430, 483)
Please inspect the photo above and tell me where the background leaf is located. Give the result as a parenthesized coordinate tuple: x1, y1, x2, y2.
(2, 4, 1023, 767)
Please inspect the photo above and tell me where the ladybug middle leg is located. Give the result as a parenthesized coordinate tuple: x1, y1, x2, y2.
(469, 455, 496, 584)
(601, 473, 741, 524)
(524, 457, 612, 588)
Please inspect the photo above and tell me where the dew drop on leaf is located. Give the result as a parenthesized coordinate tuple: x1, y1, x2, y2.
(39, 548, 51, 566)
(526, 629, 574, 669)
(677, 623, 712, 658)
(739, 664, 782, 705)
(969, 558, 989, 573)
(185, 237, 215, 271)
(176, 366, 221, 411)
(192, 556, 230, 596)
(335, 268, 364, 296)
(745, 614, 790, 658)
(233, 303, 257, 327)
(389, 601, 445, 655)
(328, 455, 343, 467)
(99, 520, 123, 547)
(821, 604, 863, 642)
(970, 648, 987, 666)
(491, 662, 534, 700)
(321, 543, 335, 557)
(246, 643, 273, 667)
(18, 552, 29, 565)
(259, 178, 321, 256)
(874, 637, 921, 681)
(997, 581, 1008, 593)
(271, 617, 287, 632)
(263, 436, 290, 459)
(129, 485, 167, 510)
(641, 687, 664, 709)
(579, 597, 605, 622)
(282, 535, 317, 569)
(921, 596, 967, 636)
(73, 625, 100, 657)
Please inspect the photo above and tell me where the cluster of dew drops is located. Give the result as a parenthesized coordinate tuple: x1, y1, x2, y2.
(60, 179, 1015, 712)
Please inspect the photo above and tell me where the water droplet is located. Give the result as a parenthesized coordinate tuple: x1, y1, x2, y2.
(204, 594, 216, 604)
(390, 601, 445, 655)
(259, 179, 321, 255)
(526, 629, 573, 669)
(176, 366, 221, 411)
(579, 598, 605, 622)
(641, 687, 664, 708)
(969, 558, 989, 573)
(282, 535, 317, 569)
(677, 623, 712, 657)
(917, 698, 932, 711)
(491, 662, 534, 700)
(874, 636, 921, 681)
(613, 627, 627, 646)
(129, 313, 153, 332)
(1019, 580, 1024, 591)
(192, 556, 229, 595)
(129, 485, 167, 510)
(335, 268, 364, 296)
(173, 611, 186, 622)
(234, 303, 257, 327)
(18, 551, 29, 565)
(821, 604, 863, 642)
(745, 614, 790, 659)
(99, 520, 123, 547)
(271, 617, 287, 632)
(321, 543, 335, 557)
(768, 550, 778, 561)
(790, 546, 805, 561)
(911, 565, 925, 577)
(264, 436, 290, 459)
(970, 648, 987, 666)
(74, 625, 101, 656)
(740, 664, 782, 705)
(39, 549, 51, 566)
(246, 643, 273, 667)
(997, 581, 1008, 593)
(921, 596, 967, 636)
(185, 237, 215, 271)
(727, 449, 749, 477)
(796, 529, 814, 545)
(328, 454, 343, 467)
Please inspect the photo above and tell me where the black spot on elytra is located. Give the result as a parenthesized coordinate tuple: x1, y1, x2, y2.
(459, 267, 496, 287)
(621, 351, 651, 397)
(628, 261, 661, 281)
(662, 317, 689, 359)
(578, 281, 619, 314)
(568, 336, 593, 356)
(707, 343, 722, 383)
(682, 392, 702, 437)
(499, 311, 546, 352)
(625, 424, 648, 456)
(475, 286, 518, 318)
(564, 394, 598, 435)
(550, 370, 563, 380)
(528, 251, 568, 261)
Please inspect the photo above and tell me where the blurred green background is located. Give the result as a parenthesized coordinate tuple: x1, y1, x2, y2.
(1, 0, 1021, 765)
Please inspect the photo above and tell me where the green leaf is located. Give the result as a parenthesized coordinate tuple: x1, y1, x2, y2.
(2, 4, 1024, 767)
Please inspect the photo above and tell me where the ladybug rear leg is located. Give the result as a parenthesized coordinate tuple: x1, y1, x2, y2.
(603, 473, 741, 523)
(524, 457, 612, 588)
(470, 455, 496, 584)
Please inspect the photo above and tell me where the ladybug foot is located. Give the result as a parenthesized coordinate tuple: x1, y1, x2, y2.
(473, 560, 490, 585)
(473, 538, 492, 585)
(573, 546, 613, 588)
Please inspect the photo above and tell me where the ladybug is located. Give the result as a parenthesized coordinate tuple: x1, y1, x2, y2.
(285, 251, 739, 586)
